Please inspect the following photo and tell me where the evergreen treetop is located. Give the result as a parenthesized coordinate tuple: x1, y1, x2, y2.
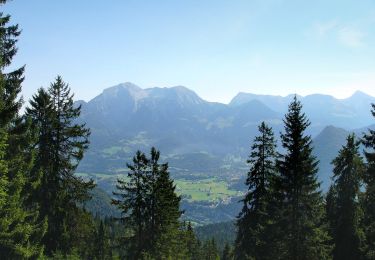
(329, 134, 364, 260)
(0, 1, 46, 257)
(113, 147, 184, 259)
(235, 121, 277, 259)
(276, 96, 330, 260)
(362, 103, 375, 259)
(25, 76, 94, 255)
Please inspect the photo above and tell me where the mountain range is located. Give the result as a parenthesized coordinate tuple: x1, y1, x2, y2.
(77, 83, 373, 179)
(75, 82, 375, 223)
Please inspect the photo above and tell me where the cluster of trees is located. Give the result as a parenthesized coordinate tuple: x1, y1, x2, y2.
(235, 97, 375, 259)
(112, 147, 188, 259)
(0, 1, 101, 257)
(111, 147, 236, 259)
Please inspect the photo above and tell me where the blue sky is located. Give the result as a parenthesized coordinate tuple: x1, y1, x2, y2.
(4, 0, 375, 103)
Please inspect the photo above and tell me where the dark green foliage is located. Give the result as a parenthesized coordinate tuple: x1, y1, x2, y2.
(362, 103, 375, 259)
(26, 76, 94, 255)
(275, 96, 331, 259)
(153, 153, 185, 258)
(195, 221, 236, 252)
(222, 243, 233, 260)
(0, 131, 7, 215)
(0, 11, 23, 126)
(84, 187, 120, 218)
(112, 150, 148, 259)
(94, 220, 111, 259)
(202, 238, 220, 260)
(325, 185, 337, 246)
(0, 1, 46, 257)
(185, 222, 202, 260)
(93, 216, 126, 258)
(65, 208, 97, 258)
(327, 134, 364, 260)
(113, 147, 184, 259)
(0, 129, 45, 258)
(235, 121, 277, 259)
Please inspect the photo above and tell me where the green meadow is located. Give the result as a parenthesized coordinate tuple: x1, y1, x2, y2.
(76, 173, 240, 202)
(175, 178, 240, 202)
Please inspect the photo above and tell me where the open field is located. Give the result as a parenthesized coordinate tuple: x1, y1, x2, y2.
(76, 173, 242, 202)
(175, 178, 241, 202)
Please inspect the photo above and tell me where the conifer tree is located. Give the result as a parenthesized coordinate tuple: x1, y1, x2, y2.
(328, 134, 364, 260)
(66, 207, 96, 258)
(325, 185, 338, 246)
(235, 121, 277, 259)
(185, 222, 201, 260)
(95, 220, 111, 260)
(222, 242, 233, 260)
(362, 103, 375, 259)
(113, 147, 184, 259)
(25, 88, 53, 205)
(0, 131, 7, 226)
(276, 96, 330, 259)
(0, 129, 45, 258)
(0, 1, 46, 257)
(26, 77, 94, 255)
(113, 150, 149, 259)
(0, 132, 46, 259)
(151, 148, 183, 258)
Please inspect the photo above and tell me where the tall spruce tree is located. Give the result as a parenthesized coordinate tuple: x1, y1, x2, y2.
(328, 134, 364, 260)
(25, 88, 53, 205)
(26, 76, 94, 255)
(276, 96, 330, 260)
(151, 148, 183, 258)
(0, 1, 46, 257)
(235, 121, 277, 259)
(362, 103, 375, 259)
(185, 221, 202, 260)
(112, 150, 149, 259)
(113, 147, 184, 259)
(325, 185, 338, 248)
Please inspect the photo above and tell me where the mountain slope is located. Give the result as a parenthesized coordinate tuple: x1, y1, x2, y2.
(312, 126, 350, 191)
(74, 82, 375, 223)
(84, 187, 120, 218)
(77, 83, 374, 190)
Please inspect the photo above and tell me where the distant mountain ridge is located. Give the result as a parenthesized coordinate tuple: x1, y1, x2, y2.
(76, 82, 375, 192)
(230, 90, 375, 129)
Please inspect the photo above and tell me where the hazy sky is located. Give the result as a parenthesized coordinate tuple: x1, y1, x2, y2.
(4, 0, 375, 103)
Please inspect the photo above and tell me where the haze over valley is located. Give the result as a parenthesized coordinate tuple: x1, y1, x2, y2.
(77, 82, 375, 224)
